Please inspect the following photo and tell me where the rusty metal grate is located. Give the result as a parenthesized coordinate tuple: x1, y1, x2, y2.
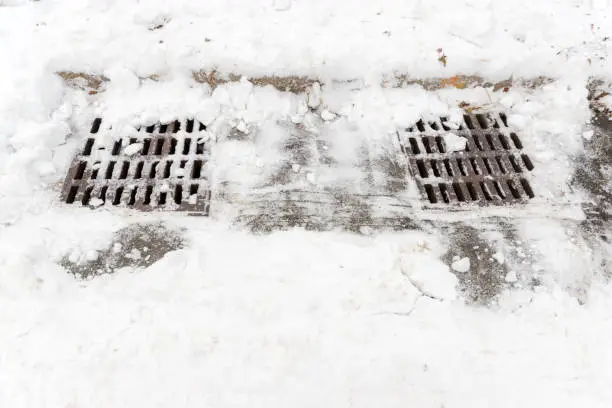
(398, 112, 535, 206)
(61, 118, 211, 214)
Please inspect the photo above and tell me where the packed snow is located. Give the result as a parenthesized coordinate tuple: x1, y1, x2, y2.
(0, 0, 611, 407)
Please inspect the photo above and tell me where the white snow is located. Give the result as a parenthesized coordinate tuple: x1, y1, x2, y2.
(451, 257, 471, 273)
(583, 130, 594, 140)
(123, 142, 143, 156)
(493, 251, 505, 265)
(442, 133, 467, 152)
(401, 252, 458, 300)
(320, 109, 336, 122)
(505, 270, 519, 283)
(0, 1, 611, 407)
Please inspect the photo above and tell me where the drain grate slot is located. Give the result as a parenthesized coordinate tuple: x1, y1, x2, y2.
(399, 112, 535, 207)
(61, 118, 212, 214)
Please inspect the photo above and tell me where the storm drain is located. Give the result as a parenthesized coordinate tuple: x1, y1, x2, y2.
(399, 112, 535, 206)
(61, 118, 211, 214)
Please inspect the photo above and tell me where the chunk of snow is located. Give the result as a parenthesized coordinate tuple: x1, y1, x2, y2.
(89, 198, 104, 207)
(320, 109, 336, 121)
(307, 83, 321, 109)
(160, 182, 169, 192)
(124, 249, 141, 261)
(400, 253, 457, 300)
(443, 133, 467, 152)
(292, 164, 301, 173)
(505, 270, 518, 283)
(85, 250, 99, 262)
(236, 120, 249, 134)
(197, 132, 210, 144)
(492, 252, 505, 264)
(451, 257, 470, 273)
(291, 114, 303, 124)
(112, 243, 122, 254)
(174, 168, 185, 177)
(188, 194, 198, 205)
(123, 143, 143, 156)
(582, 130, 594, 141)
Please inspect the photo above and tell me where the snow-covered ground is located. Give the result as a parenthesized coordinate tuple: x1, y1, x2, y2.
(1, 1, 612, 407)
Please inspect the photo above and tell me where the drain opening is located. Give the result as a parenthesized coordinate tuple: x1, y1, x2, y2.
(409, 138, 420, 154)
(439, 183, 451, 203)
(67, 185, 79, 203)
(424, 184, 437, 203)
(520, 178, 534, 198)
(453, 183, 465, 202)
(443, 159, 453, 177)
(91, 118, 102, 134)
(465, 182, 478, 201)
(510, 133, 523, 149)
(431, 160, 441, 177)
(507, 180, 521, 199)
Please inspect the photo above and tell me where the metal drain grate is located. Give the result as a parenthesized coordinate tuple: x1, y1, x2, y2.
(61, 118, 211, 214)
(398, 112, 535, 206)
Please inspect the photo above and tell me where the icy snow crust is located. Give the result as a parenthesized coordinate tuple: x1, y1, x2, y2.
(1, 1, 611, 407)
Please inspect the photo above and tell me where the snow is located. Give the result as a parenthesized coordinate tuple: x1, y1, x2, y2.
(442, 132, 468, 152)
(493, 252, 505, 265)
(451, 257, 471, 273)
(320, 109, 336, 121)
(0, 0, 611, 407)
(123, 142, 143, 156)
(400, 252, 458, 300)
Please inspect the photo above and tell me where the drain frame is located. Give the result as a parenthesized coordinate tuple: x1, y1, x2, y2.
(61, 118, 212, 214)
(398, 112, 535, 206)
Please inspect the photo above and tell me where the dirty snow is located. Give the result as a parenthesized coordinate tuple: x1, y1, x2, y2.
(0, 0, 611, 407)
